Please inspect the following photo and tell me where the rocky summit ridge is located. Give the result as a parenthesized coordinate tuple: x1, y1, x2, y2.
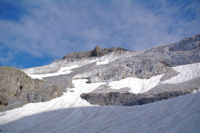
(62, 46, 127, 60)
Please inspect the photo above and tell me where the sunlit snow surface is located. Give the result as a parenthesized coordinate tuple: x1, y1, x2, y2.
(109, 75, 163, 94)
(162, 62, 200, 84)
(0, 93, 199, 133)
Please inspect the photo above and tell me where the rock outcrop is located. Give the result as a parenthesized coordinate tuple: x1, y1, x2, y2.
(0, 67, 64, 111)
(80, 91, 191, 106)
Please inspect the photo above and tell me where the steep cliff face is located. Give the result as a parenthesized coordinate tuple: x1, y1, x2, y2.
(0, 67, 64, 110)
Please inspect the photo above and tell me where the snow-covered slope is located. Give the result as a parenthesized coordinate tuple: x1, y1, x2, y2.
(23, 51, 130, 79)
(0, 92, 199, 133)
(25, 59, 200, 95)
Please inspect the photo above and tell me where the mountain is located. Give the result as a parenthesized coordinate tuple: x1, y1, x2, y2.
(0, 34, 200, 133)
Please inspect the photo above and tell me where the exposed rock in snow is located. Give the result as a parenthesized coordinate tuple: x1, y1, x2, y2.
(81, 90, 191, 106)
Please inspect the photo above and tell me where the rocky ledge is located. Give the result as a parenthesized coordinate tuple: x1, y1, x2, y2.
(80, 90, 192, 106)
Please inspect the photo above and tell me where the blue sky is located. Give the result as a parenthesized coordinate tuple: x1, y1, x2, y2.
(0, 0, 200, 68)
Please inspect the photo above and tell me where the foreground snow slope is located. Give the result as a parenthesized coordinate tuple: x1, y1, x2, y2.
(0, 93, 199, 133)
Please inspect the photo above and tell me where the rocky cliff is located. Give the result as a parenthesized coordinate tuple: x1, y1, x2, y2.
(0, 67, 64, 111)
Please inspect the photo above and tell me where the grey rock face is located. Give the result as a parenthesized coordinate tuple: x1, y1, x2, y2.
(80, 91, 191, 106)
(86, 58, 171, 83)
(0, 67, 64, 111)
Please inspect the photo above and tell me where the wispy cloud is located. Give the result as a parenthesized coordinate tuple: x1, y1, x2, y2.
(0, 0, 200, 67)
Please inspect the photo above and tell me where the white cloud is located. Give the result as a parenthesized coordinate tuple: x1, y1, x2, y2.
(0, 0, 199, 61)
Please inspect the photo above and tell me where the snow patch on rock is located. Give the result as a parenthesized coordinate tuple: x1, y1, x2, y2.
(96, 53, 119, 65)
(109, 74, 163, 94)
(162, 62, 200, 84)
(27, 65, 79, 79)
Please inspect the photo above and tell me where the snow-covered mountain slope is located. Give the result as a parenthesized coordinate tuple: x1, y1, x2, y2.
(25, 61, 200, 95)
(0, 63, 200, 132)
(23, 51, 131, 78)
(0, 92, 199, 133)
(1, 34, 200, 132)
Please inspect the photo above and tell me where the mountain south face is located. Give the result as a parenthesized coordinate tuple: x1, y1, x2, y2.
(0, 34, 200, 133)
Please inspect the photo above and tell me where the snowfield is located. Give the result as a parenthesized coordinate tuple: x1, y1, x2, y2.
(109, 74, 163, 94)
(162, 62, 200, 84)
(0, 92, 199, 133)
